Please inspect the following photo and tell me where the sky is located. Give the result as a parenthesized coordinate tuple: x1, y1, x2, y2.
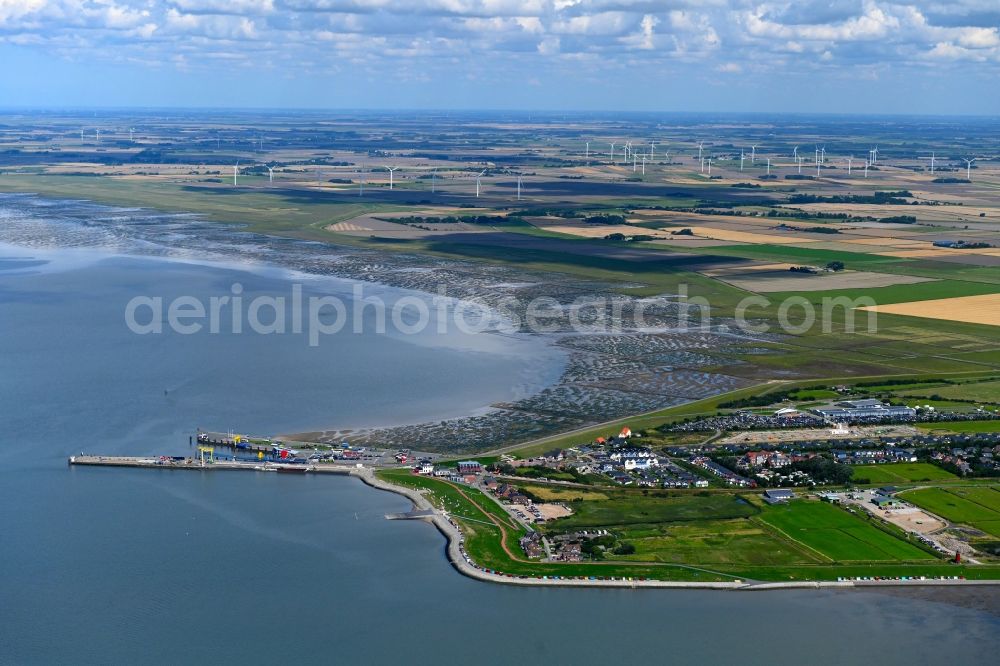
(0, 0, 998, 114)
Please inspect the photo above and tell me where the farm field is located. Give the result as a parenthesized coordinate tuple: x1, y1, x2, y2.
(758, 500, 934, 562)
(852, 463, 957, 483)
(859, 293, 1000, 327)
(901, 486, 1000, 538)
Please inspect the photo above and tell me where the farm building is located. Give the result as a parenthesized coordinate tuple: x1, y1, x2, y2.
(763, 489, 796, 504)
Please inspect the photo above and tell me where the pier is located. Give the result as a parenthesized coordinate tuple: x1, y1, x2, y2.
(68, 455, 357, 475)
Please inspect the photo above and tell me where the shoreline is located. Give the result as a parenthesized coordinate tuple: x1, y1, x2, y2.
(69, 455, 1000, 591)
(355, 467, 1000, 591)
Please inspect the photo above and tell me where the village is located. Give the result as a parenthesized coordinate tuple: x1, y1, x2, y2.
(402, 413, 1000, 565)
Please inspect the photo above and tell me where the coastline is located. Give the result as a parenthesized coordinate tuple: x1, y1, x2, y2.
(349, 465, 1000, 591)
(67, 454, 1000, 589)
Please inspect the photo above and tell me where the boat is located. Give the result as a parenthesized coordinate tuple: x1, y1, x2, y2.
(276, 465, 308, 474)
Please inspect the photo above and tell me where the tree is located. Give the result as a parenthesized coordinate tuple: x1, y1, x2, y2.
(826, 261, 845, 272)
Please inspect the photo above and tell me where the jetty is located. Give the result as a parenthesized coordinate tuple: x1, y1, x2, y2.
(68, 455, 356, 475)
(385, 508, 437, 520)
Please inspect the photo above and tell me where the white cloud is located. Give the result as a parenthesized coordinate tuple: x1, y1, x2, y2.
(0, 0, 997, 79)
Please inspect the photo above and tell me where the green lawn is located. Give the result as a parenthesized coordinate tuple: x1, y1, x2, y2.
(852, 463, 957, 484)
(901, 487, 1000, 538)
(953, 487, 1000, 513)
(758, 500, 934, 562)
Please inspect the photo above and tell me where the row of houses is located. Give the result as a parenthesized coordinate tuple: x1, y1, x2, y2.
(830, 447, 918, 465)
(689, 456, 756, 487)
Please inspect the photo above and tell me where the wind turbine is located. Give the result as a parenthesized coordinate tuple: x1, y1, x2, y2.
(697, 141, 704, 162)
(516, 175, 522, 201)
(383, 166, 398, 189)
(233, 161, 239, 187)
(864, 161, 870, 178)
(649, 141, 656, 159)
(633, 151, 637, 172)
(821, 146, 826, 164)
(707, 158, 712, 176)
(476, 169, 486, 197)
(700, 156, 705, 173)
(793, 146, 798, 160)
(95, 129, 100, 143)
(964, 158, 976, 181)
(267, 166, 274, 184)
(585, 141, 590, 159)
(920, 152, 936, 174)
(797, 156, 803, 174)
(740, 150, 745, 172)
(641, 156, 646, 175)
(359, 169, 366, 196)
(766, 157, 771, 176)
(816, 157, 821, 177)
(847, 157, 853, 176)
(129, 127, 135, 143)
(80, 128, 84, 142)
(750, 144, 757, 164)
(431, 168, 437, 194)
(609, 143, 615, 164)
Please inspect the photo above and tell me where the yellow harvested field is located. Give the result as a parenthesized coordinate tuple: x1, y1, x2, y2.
(788, 202, 997, 222)
(529, 222, 673, 239)
(859, 293, 1000, 327)
(844, 237, 928, 247)
(681, 226, 817, 244)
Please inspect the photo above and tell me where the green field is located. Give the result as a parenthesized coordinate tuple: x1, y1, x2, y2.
(900, 379, 1000, 404)
(758, 501, 934, 562)
(915, 420, 1000, 433)
(852, 463, 957, 483)
(902, 486, 1000, 538)
(551, 494, 757, 530)
(609, 519, 819, 567)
